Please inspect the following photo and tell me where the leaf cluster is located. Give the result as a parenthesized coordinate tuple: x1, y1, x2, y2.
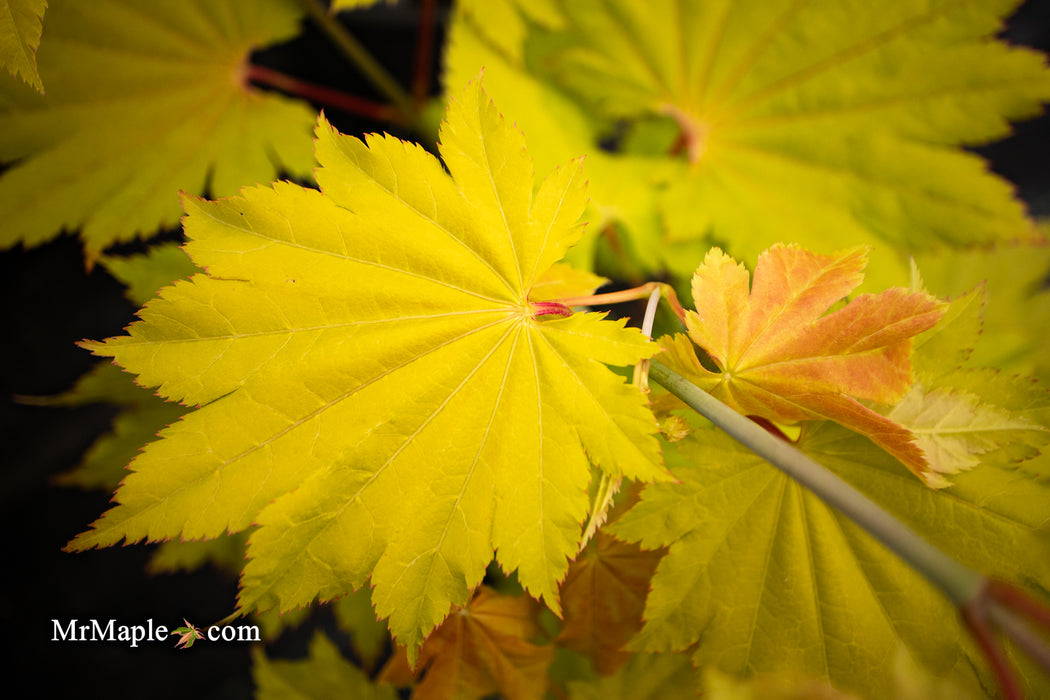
(6, 1, 1050, 698)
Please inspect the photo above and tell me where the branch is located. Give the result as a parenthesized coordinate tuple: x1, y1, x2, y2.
(295, 0, 414, 120)
(555, 281, 687, 324)
(986, 581, 1050, 677)
(247, 65, 401, 123)
(962, 592, 1023, 700)
(648, 361, 1050, 696)
(412, 0, 437, 107)
(648, 360, 983, 605)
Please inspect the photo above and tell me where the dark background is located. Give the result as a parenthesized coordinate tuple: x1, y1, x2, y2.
(1, 2, 1047, 698)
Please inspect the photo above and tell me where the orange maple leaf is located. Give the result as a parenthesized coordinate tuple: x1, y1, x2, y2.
(661, 244, 946, 484)
(557, 532, 664, 675)
(380, 586, 553, 700)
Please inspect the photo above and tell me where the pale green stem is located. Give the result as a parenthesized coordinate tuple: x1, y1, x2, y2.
(295, 0, 414, 118)
(648, 360, 985, 607)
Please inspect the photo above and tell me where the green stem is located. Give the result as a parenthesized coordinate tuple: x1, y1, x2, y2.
(647, 360, 985, 607)
(295, 0, 414, 119)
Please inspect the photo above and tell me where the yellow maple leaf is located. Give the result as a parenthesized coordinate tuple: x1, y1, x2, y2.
(530, 262, 609, 301)
(67, 78, 668, 660)
(661, 244, 945, 483)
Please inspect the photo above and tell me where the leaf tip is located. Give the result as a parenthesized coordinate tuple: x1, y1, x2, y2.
(313, 109, 335, 138)
(75, 338, 106, 355)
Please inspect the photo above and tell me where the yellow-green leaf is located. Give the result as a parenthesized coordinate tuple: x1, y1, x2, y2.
(887, 380, 1050, 487)
(0, 0, 45, 91)
(908, 283, 984, 377)
(546, 0, 1049, 260)
(0, 0, 316, 258)
(28, 362, 187, 491)
(913, 239, 1050, 382)
(610, 423, 1050, 698)
(901, 269, 1050, 482)
(254, 632, 398, 700)
(330, 0, 389, 11)
(701, 667, 861, 700)
(37, 244, 199, 490)
(101, 243, 199, 306)
(566, 650, 696, 700)
(67, 79, 666, 662)
(146, 531, 249, 576)
(891, 647, 981, 700)
(448, 0, 1050, 285)
(332, 589, 391, 672)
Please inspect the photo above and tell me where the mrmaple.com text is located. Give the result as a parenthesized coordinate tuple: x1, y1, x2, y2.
(51, 619, 260, 647)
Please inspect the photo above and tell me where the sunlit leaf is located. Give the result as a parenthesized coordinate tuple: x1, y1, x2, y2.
(66, 79, 666, 661)
(530, 263, 608, 302)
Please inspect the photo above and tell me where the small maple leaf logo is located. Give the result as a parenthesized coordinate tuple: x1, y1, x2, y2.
(171, 619, 203, 649)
